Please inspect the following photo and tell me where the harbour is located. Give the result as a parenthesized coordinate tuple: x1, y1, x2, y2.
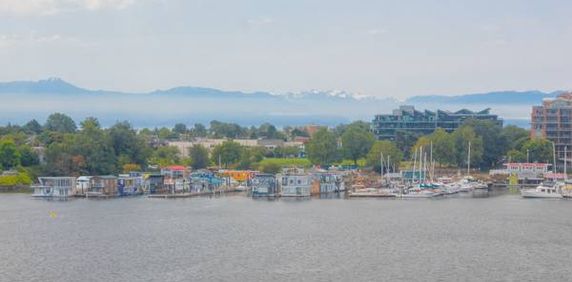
(2, 192, 571, 282)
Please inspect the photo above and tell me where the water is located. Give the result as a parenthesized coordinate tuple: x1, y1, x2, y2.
(1, 192, 571, 281)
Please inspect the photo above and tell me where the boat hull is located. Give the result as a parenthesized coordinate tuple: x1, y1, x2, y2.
(521, 190, 563, 198)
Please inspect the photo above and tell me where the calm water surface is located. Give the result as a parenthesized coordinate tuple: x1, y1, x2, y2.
(1, 192, 571, 282)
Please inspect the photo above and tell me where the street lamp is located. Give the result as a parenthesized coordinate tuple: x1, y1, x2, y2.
(527, 149, 530, 163)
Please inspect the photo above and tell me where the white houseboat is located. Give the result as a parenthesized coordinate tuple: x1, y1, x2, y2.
(279, 168, 311, 197)
(251, 173, 278, 197)
(32, 177, 76, 198)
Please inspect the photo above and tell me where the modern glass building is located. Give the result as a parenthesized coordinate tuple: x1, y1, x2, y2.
(371, 105, 502, 140)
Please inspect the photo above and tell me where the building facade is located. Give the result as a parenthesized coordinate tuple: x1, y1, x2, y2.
(371, 105, 502, 140)
(531, 92, 572, 169)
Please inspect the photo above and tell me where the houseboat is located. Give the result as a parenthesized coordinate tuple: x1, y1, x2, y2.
(118, 172, 144, 196)
(75, 176, 92, 197)
(189, 170, 224, 193)
(145, 174, 166, 194)
(251, 173, 278, 197)
(279, 168, 311, 197)
(86, 176, 118, 198)
(32, 177, 76, 198)
(311, 172, 345, 195)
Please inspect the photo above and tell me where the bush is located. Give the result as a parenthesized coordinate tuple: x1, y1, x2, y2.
(0, 171, 32, 186)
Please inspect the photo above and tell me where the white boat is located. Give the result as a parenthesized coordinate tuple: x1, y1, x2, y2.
(521, 183, 563, 199)
(401, 186, 443, 198)
(349, 188, 396, 198)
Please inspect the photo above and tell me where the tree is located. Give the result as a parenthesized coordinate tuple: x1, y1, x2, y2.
(44, 113, 77, 133)
(77, 117, 117, 174)
(19, 145, 39, 167)
(108, 121, 150, 167)
(506, 149, 526, 163)
(211, 141, 242, 168)
(366, 140, 403, 173)
(0, 139, 21, 169)
(189, 144, 209, 169)
(412, 129, 456, 166)
(307, 128, 339, 165)
(173, 123, 188, 135)
(191, 123, 208, 137)
(23, 119, 43, 135)
(151, 146, 181, 167)
(452, 126, 483, 169)
(237, 147, 265, 169)
(521, 138, 553, 163)
(502, 125, 529, 151)
(463, 120, 507, 169)
(341, 123, 375, 165)
(122, 163, 141, 173)
(395, 130, 421, 158)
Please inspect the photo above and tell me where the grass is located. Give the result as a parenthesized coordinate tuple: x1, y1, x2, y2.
(257, 158, 312, 168)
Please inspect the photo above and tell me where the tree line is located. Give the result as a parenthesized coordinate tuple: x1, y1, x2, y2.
(0, 112, 552, 183)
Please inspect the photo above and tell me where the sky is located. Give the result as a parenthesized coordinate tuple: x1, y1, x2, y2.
(1, 0, 572, 99)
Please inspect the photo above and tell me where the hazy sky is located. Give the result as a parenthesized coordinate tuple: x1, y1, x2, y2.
(1, 0, 571, 98)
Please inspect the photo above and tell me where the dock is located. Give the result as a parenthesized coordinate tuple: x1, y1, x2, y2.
(148, 189, 239, 199)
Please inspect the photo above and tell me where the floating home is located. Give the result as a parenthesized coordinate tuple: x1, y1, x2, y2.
(145, 174, 166, 194)
(310, 172, 345, 195)
(118, 172, 144, 196)
(251, 173, 278, 197)
(32, 177, 77, 198)
(86, 176, 118, 198)
(76, 176, 92, 197)
(280, 168, 311, 197)
(189, 170, 224, 193)
(162, 166, 188, 193)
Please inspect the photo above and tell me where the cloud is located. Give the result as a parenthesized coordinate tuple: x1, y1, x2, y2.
(0, 0, 137, 15)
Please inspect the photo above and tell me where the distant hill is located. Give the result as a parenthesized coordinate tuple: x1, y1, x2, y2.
(0, 78, 558, 128)
(406, 90, 561, 105)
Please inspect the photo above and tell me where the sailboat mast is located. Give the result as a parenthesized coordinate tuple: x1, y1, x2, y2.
(565, 146, 568, 180)
(467, 141, 471, 176)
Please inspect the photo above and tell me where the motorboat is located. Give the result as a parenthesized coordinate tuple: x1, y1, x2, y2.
(521, 183, 563, 199)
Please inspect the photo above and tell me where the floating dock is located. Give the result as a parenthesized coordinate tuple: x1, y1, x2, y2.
(148, 189, 238, 199)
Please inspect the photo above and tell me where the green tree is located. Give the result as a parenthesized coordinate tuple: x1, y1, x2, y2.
(307, 128, 339, 165)
(77, 117, 117, 174)
(189, 144, 210, 169)
(502, 125, 529, 151)
(23, 119, 43, 135)
(191, 123, 208, 137)
(108, 121, 150, 167)
(173, 123, 188, 135)
(341, 123, 375, 165)
(0, 139, 21, 169)
(211, 141, 242, 168)
(506, 149, 526, 163)
(464, 120, 507, 169)
(366, 140, 403, 172)
(44, 113, 77, 133)
(521, 138, 553, 163)
(452, 126, 483, 169)
(18, 145, 39, 167)
(151, 146, 181, 167)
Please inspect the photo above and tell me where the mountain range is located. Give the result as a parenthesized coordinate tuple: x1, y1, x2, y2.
(0, 78, 562, 128)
